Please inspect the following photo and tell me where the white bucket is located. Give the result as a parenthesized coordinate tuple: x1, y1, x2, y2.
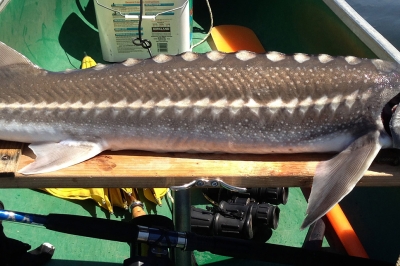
(94, 0, 192, 62)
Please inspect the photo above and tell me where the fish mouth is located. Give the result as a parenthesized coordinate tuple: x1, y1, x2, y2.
(382, 93, 400, 136)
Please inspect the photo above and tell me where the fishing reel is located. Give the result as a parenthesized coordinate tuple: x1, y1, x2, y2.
(191, 187, 288, 240)
(202, 187, 289, 206)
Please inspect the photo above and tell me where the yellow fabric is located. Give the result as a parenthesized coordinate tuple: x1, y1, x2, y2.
(42, 188, 132, 213)
(143, 188, 168, 206)
(81, 55, 97, 69)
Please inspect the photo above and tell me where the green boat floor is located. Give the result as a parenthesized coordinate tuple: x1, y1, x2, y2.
(1, 189, 131, 265)
(2, 187, 400, 265)
(0, 187, 316, 265)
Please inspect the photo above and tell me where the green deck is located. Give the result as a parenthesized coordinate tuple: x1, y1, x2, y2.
(0, 188, 313, 265)
(0, 0, 399, 265)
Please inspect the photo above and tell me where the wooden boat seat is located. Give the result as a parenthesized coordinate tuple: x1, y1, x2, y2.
(0, 140, 400, 188)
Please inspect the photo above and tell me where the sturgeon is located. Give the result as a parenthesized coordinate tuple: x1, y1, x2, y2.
(1, 41, 400, 228)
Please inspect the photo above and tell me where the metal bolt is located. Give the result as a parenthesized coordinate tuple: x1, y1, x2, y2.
(211, 181, 219, 187)
(196, 180, 205, 186)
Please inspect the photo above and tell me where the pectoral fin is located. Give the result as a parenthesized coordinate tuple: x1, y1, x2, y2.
(19, 140, 105, 175)
(301, 131, 384, 229)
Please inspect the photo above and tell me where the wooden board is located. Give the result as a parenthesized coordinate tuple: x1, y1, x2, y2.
(0, 141, 23, 176)
(0, 141, 399, 188)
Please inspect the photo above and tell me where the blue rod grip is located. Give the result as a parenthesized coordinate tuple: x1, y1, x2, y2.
(0, 209, 47, 225)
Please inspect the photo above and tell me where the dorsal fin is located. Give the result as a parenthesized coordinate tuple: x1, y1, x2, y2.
(0, 41, 39, 68)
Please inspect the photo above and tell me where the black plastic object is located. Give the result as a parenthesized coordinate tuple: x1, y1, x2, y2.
(191, 206, 253, 239)
(302, 219, 326, 250)
(191, 198, 279, 239)
(203, 187, 289, 205)
(45, 213, 140, 243)
(128, 215, 174, 266)
(225, 197, 280, 230)
(185, 232, 394, 266)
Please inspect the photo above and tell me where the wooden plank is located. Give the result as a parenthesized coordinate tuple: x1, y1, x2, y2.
(0, 141, 399, 188)
(0, 141, 23, 177)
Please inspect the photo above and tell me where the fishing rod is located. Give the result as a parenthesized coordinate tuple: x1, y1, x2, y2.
(0, 209, 393, 266)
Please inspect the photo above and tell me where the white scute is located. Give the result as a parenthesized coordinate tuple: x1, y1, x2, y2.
(211, 98, 228, 109)
(299, 96, 313, 114)
(245, 98, 261, 116)
(344, 56, 362, 65)
(142, 100, 155, 109)
(181, 52, 199, 62)
(285, 98, 299, 114)
(235, 51, 257, 61)
(294, 53, 310, 63)
(371, 59, 397, 72)
(345, 90, 359, 108)
(206, 51, 226, 61)
(175, 98, 192, 108)
(93, 63, 107, 70)
(266, 97, 283, 109)
(314, 96, 328, 112)
(193, 98, 210, 107)
(318, 54, 334, 64)
(266, 51, 285, 62)
(122, 58, 141, 67)
(128, 99, 143, 109)
(152, 54, 173, 63)
(156, 98, 173, 107)
(330, 95, 343, 111)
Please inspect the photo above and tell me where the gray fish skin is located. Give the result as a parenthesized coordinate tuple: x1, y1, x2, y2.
(1, 42, 400, 229)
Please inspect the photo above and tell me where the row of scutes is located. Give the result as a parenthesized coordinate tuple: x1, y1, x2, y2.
(116, 49, 398, 74)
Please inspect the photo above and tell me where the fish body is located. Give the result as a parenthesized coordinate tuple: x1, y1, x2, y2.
(1, 42, 400, 228)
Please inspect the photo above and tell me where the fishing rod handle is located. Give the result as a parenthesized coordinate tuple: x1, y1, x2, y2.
(0, 210, 47, 225)
(136, 225, 186, 248)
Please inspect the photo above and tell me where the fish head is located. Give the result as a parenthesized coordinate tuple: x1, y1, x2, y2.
(383, 63, 400, 148)
(390, 102, 400, 148)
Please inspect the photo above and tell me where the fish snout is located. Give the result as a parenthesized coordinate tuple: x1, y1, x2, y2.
(390, 104, 400, 148)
